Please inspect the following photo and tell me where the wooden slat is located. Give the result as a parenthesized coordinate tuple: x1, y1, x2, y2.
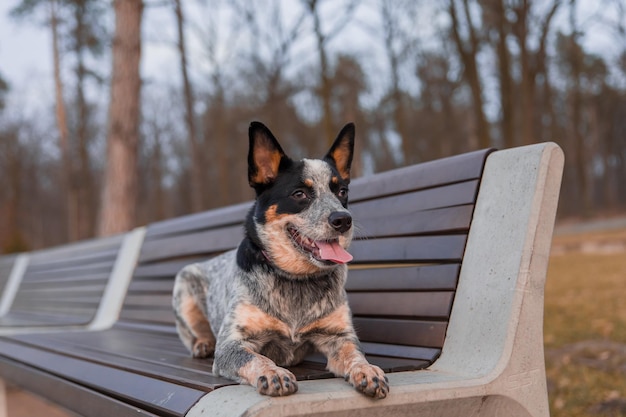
(348, 292, 454, 318)
(145, 201, 251, 238)
(364, 355, 430, 372)
(24, 262, 114, 279)
(302, 350, 430, 373)
(353, 317, 448, 348)
(346, 264, 460, 292)
(127, 279, 175, 294)
(19, 271, 111, 285)
(25, 234, 124, 264)
(350, 149, 491, 201)
(349, 180, 479, 219)
(0, 359, 161, 417)
(119, 308, 174, 325)
(139, 226, 243, 263)
(350, 235, 467, 263)
(9, 334, 232, 391)
(133, 259, 204, 278)
(0, 338, 208, 417)
(360, 342, 440, 362)
(355, 205, 473, 238)
(0, 312, 93, 327)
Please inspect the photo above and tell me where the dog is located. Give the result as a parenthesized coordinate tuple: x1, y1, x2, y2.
(172, 122, 389, 398)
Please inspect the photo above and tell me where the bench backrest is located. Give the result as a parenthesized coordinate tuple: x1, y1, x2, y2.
(2, 234, 126, 327)
(119, 149, 492, 371)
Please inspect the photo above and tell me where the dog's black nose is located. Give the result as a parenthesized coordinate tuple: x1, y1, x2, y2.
(328, 212, 352, 233)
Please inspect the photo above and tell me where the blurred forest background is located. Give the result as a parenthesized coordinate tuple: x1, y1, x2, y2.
(1, 0, 626, 252)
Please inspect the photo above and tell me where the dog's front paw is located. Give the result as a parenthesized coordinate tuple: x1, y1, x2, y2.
(192, 339, 214, 358)
(345, 364, 389, 399)
(256, 367, 298, 397)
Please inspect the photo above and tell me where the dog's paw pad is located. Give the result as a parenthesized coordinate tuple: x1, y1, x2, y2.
(347, 364, 389, 399)
(256, 367, 298, 397)
(192, 339, 214, 358)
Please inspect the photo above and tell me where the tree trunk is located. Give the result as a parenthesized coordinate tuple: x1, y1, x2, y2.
(516, 0, 535, 146)
(449, 0, 491, 149)
(307, 0, 335, 147)
(381, 0, 411, 161)
(74, 0, 95, 240)
(98, 0, 143, 236)
(50, 0, 74, 242)
(174, 0, 204, 212)
(493, 0, 514, 148)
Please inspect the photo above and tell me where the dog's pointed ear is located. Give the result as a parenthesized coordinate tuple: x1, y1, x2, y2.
(248, 122, 288, 188)
(324, 123, 355, 181)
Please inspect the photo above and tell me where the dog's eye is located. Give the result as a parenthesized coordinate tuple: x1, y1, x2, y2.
(337, 187, 349, 198)
(291, 190, 309, 200)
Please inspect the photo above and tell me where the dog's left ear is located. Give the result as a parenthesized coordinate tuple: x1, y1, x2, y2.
(324, 123, 355, 181)
(248, 121, 288, 189)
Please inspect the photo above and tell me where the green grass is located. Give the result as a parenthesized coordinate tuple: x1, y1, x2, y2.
(544, 237, 626, 417)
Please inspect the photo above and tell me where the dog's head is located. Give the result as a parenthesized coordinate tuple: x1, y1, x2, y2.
(247, 122, 355, 277)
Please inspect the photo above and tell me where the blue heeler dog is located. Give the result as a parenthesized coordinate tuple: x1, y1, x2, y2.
(172, 122, 389, 398)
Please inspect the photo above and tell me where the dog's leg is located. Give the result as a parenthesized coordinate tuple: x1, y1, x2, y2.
(305, 304, 389, 399)
(323, 339, 388, 398)
(172, 265, 216, 358)
(213, 339, 298, 397)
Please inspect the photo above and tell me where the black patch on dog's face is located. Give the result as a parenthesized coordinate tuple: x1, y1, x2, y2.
(254, 160, 312, 224)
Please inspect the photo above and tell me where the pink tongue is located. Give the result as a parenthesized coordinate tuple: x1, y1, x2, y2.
(316, 241, 353, 264)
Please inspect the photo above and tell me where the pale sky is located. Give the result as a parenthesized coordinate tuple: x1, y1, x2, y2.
(0, 0, 624, 116)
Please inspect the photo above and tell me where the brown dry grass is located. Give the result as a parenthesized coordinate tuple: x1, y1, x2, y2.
(545, 230, 626, 417)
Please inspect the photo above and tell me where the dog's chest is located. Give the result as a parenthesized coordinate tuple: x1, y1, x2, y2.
(233, 300, 349, 365)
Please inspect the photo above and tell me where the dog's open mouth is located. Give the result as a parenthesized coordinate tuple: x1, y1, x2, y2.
(287, 226, 353, 264)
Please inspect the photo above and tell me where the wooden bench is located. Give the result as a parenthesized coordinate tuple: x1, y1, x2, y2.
(0, 143, 563, 417)
(0, 229, 145, 333)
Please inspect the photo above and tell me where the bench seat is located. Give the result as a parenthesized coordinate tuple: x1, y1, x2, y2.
(0, 143, 563, 417)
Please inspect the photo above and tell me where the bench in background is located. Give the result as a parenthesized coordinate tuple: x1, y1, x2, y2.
(0, 229, 145, 333)
(0, 143, 563, 417)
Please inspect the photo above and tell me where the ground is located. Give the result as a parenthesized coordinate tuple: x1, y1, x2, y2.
(546, 221, 626, 417)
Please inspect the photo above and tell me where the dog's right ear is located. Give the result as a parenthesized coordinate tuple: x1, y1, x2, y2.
(248, 122, 288, 189)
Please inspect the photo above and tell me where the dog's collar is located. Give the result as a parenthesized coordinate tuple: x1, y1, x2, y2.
(261, 250, 272, 264)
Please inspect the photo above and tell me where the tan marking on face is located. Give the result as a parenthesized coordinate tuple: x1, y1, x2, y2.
(234, 303, 291, 337)
(304, 178, 314, 187)
(260, 213, 323, 276)
(264, 204, 290, 223)
(299, 303, 352, 335)
(331, 176, 339, 184)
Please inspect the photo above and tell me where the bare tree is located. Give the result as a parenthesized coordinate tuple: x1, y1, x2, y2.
(69, 0, 107, 239)
(510, 0, 562, 145)
(98, 0, 143, 236)
(379, 0, 419, 160)
(173, 0, 204, 212)
(448, 0, 492, 149)
(11, 0, 74, 240)
(303, 0, 359, 146)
